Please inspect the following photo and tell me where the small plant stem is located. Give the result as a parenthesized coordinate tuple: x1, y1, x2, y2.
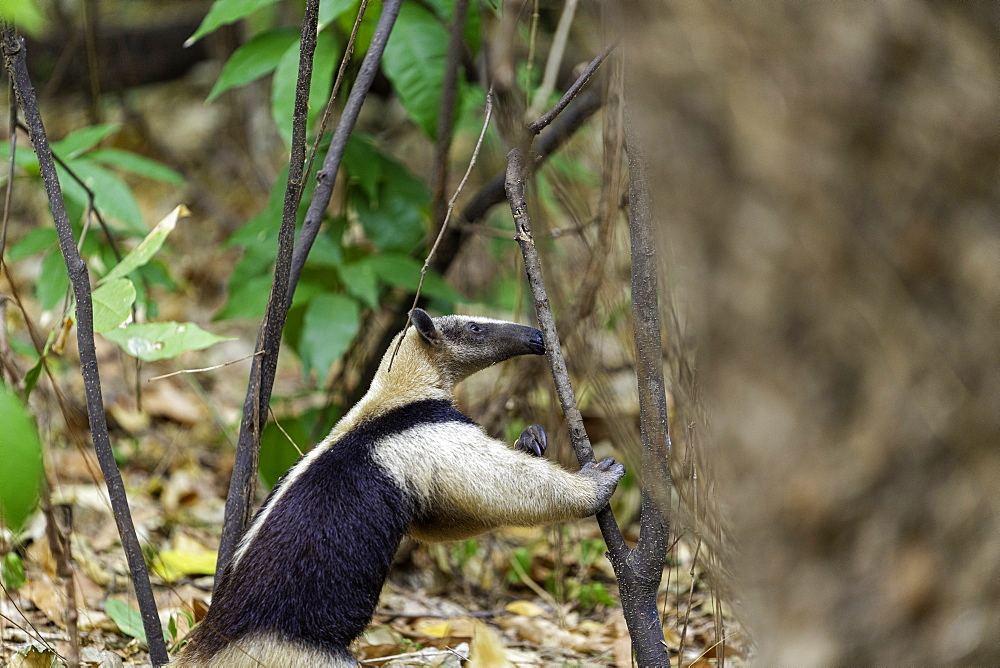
(1, 28, 167, 665)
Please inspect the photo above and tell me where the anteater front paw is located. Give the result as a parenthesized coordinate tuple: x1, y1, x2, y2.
(515, 424, 547, 457)
(579, 457, 626, 513)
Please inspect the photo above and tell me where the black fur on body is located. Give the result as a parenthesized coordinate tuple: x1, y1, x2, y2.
(175, 310, 625, 666)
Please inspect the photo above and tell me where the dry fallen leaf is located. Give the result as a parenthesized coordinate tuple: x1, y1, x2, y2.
(415, 616, 476, 639)
(504, 599, 545, 617)
(468, 621, 513, 668)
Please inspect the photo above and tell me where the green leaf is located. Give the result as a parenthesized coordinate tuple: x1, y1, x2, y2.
(23, 356, 44, 399)
(206, 28, 301, 102)
(51, 124, 119, 159)
(215, 274, 272, 321)
(382, 4, 451, 139)
(7, 227, 57, 262)
(319, 0, 359, 27)
(61, 158, 145, 233)
(259, 416, 308, 490)
(91, 278, 136, 333)
(0, 0, 47, 36)
(101, 205, 188, 284)
(0, 141, 42, 172)
(37, 249, 69, 311)
(88, 149, 185, 184)
(270, 30, 339, 146)
(342, 133, 383, 203)
(1, 553, 26, 590)
(351, 161, 429, 252)
(299, 294, 359, 382)
(0, 385, 43, 535)
(102, 322, 234, 362)
(105, 599, 146, 642)
(338, 261, 378, 308)
(307, 229, 344, 268)
(186, 0, 283, 46)
(364, 253, 461, 303)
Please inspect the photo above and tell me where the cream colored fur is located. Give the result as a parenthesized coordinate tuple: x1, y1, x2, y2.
(375, 422, 601, 542)
(172, 633, 356, 667)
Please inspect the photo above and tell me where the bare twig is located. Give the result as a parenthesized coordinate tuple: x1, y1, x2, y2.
(219, 0, 404, 575)
(217, 0, 321, 575)
(389, 90, 494, 371)
(1, 29, 167, 665)
(528, 41, 615, 135)
(500, 36, 672, 666)
(526, 0, 578, 120)
(429, 0, 470, 230)
(145, 350, 265, 382)
(286, 0, 404, 298)
(299, 0, 370, 208)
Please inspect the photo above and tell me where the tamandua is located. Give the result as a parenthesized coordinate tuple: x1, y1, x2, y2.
(175, 309, 625, 666)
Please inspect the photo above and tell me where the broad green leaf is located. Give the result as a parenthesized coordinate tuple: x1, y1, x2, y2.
(365, 253, 462, 303)
(382, 4, 451, 139)
(338, 261, 378, 308)
(186, 0, 282, 46)
(101, 205, 189, 284)
(51, 124, 118, 159)
(215, 274, 272, 321)
(319, 0, 359, 27)
(105, 599, 146, 642)
(299, 294, 359, 382)
(1, 553, 26, 590)
(91, 278, 136, 333)
(37, 249, 69, 311)
(270, 30, 339, 146)
(342, 133, 383, 203)
(307, 230, 344, 268)
(61, 158, 145, 233)
(259, 415, 308, 490)
(102, 322, 233, 362)
(0, 0, 47, 36)
(0, 141, 42, 171)
(0, 385, 43, 535)
(88, 149, 185, 184)
(351, 187, 425, 252)
(206, 28, 301, 102)
(7, 227, 57, 261)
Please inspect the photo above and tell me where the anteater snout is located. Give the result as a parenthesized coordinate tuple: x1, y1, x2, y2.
(526, 330, 545, 355)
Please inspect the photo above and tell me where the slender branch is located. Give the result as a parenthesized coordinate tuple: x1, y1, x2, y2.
(624, 75, 671, 574)
(526, 0, 578, 120)
(504, 143, 628, 555)
(219, 0, 403, 573)
(501, 35, 672, 665)
(528, 41, 615, 135)
(287, 0, 404, 299)
(390, 89, 494, 371)
(1, 29, 168, 665)
(429, 0, 469, 230)
(217, 0, 321, 576)
(300, 0, 370, 208)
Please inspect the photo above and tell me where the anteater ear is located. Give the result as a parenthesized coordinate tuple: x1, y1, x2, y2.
(411, 308, 440, 345)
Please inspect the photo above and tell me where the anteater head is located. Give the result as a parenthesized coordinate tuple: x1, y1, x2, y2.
(410, 308, 545, 385)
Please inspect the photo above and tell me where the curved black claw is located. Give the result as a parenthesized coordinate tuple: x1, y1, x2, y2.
(515, 424, 547, 457)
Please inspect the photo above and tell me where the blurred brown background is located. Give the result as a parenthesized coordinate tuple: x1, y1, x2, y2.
(625, 2, 999, 664)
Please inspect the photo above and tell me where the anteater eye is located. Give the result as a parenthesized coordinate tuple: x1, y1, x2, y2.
(467, 322, 481, 333)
